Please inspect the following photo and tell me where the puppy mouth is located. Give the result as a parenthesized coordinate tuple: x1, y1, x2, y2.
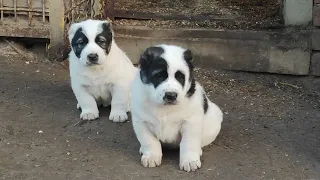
(163, 100, 178, 105)
(86, 61, 100, 66)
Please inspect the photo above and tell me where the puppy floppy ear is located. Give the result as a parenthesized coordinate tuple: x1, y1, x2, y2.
(139, 48, 152, 84)
(183, 49, 193, 63)
(139, 46, 164, 84)
(101, 21, 114, 36)
(183, 49, 195, 81)
(68, 22, 80, 41)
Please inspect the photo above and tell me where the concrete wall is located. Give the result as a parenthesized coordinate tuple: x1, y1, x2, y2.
(283, 0, 313, 26)
(114, 26, 311, 75)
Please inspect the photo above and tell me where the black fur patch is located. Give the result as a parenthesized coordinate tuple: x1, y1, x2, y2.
(175, 70, 185, 87)
(95, 22, 113, 54)
(139, 46, 168, 88)
(186, 79, 196, 97)
(203, 93, 208, 114)
(183, 49, 196, 98)
(71, 28, 88, 58)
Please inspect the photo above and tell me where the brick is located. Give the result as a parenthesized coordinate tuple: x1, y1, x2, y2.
(314, 4, 320, 26)
(311, 53, 320, 76)
(312, 29, 320, 50)
(284, 0, 312, 25)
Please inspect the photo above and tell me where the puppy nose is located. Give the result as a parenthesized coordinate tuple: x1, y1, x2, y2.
(164, 92, 178, 101)
(87, 53, 98, 62)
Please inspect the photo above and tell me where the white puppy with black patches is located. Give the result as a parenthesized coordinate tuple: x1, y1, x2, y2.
(131, 44, 223, 172)
(68, 19, 137, 122)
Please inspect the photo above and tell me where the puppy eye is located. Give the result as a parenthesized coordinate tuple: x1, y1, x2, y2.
(98, 37, 106, 43)
(153, 73, 162, 79)
(77, 39, 84, 44)
(175, 71, 185, 80)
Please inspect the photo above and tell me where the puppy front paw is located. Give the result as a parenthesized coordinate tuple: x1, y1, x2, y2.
(80, 109, 99, 120)
(109, 109, 128, 122)
(180, 152, 201, 172)
(140, 151, 162, 168)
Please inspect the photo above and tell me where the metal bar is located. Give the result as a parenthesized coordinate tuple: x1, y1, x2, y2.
(14, 0, 17, 22)
(112, 10, 232, 22)
(42, 0, 45, 23)
(0, 0, 3, 24)
(28, 0, 33, 26)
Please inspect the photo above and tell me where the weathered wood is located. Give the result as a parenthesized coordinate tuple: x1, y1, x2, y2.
(106, 0, 114, 20)
(91, 0, 101, 18)
(0, 25, 49, 38)
(49, 0, 65, 60)
(2, 0, 49, 10)
(112, 10, 232, 22)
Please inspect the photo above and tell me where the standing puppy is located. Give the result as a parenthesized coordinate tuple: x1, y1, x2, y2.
(68, 19, 137, 122)
(131, 45, 223, 172)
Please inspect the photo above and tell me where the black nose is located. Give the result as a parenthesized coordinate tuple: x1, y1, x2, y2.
(87, 53, 98, 62)
(163, 92, 178, 102)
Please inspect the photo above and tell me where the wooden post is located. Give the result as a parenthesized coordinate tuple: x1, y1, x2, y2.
(91, 0, 101, 19)
(49, 0, 65, 61)
(106, 0, 114, 20)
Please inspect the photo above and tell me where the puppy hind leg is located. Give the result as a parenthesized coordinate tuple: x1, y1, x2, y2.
(201, 102, 223, 147)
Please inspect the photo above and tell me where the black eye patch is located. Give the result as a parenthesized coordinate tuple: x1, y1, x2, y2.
(175, 70, 185, 87)
(95, 22, 113, 54)
(151, 69, 168, 88)
(71, 28, 88, 58)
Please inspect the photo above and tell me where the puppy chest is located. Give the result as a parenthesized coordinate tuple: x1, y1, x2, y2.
(87, 84, 112, 97)
(149, 121, 182, 144)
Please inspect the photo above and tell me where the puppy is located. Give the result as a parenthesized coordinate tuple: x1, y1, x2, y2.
(131, 44, 223, 172)
(68, 19, 137, 122)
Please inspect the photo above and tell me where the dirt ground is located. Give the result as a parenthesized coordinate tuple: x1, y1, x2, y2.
(0, 43, 320, 180)
(114, 0, 282, 29)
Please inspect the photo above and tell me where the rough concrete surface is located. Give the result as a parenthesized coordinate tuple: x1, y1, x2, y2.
(312, 53, 320, 76)
(0, 46, 319, 180)
(114, 26, 311, 75)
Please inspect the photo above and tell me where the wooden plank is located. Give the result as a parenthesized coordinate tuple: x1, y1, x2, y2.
(112, 10, 232, 22)
(49, 0, 65, 61)
(0, 25, 49, 38)
(2, 0, 49, 10)
(106, 0, 114, 20)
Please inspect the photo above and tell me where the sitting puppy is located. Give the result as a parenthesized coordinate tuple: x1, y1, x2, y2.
(68, 19, 137, 122)
(131, 45, 223, 172)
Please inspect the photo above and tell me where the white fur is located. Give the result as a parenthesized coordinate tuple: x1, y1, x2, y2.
(68, 19, 137, 122)
(131, 44, 223, 172)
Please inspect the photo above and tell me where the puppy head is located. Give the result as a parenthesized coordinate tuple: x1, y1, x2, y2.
(139, 44, 195, 105)
(68, 19, 113, 66)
